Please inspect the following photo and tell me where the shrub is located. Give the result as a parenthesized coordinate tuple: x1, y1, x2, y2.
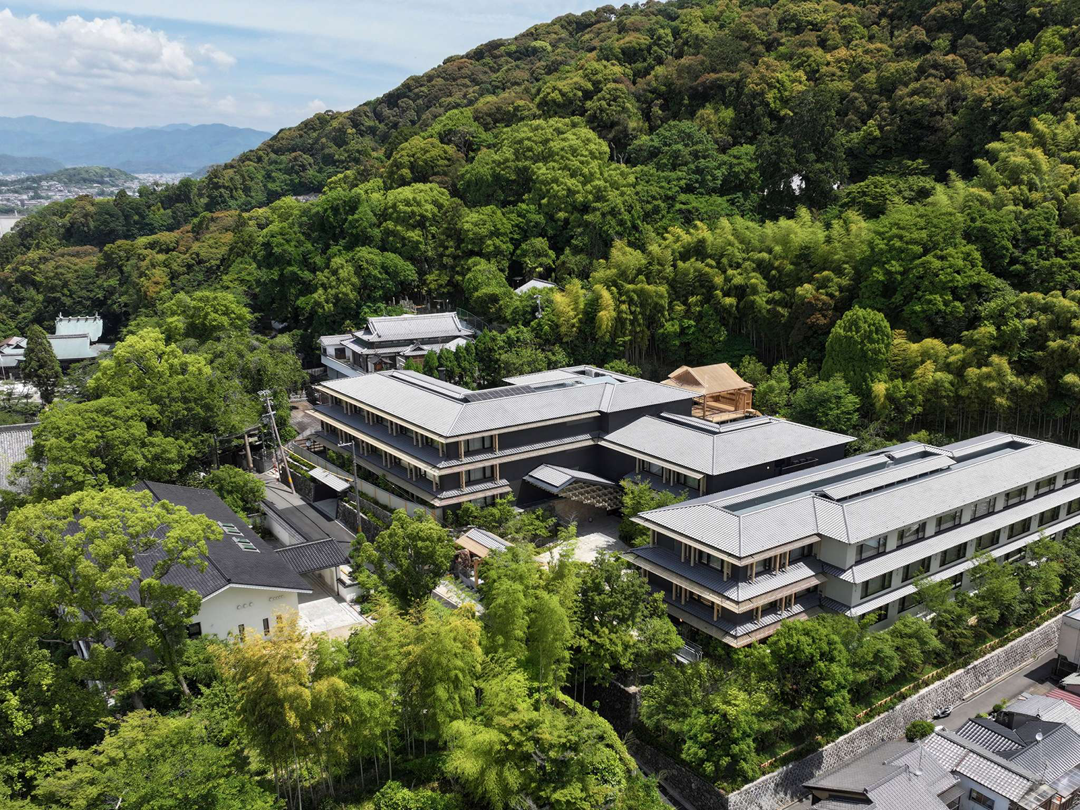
(905, 720, 936, 741)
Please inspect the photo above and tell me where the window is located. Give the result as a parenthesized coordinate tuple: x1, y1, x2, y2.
(898, 522, 926, 546)
(936, 510, 962, 532)
(465, 465, 494, 483)
(1069, 498, 1080, 516)
(186, 622, 202, 639)
(968, 789, 994, 810)
(948, 573, 964, 590)
(237, 624, 245, 640)
(972, 496, 997, 518)
(466, 435, 493, 452)
(939, 542, 966, 567)
(899, 592, 922, 612)
(1008, 517, 1033, 539)
(857, 536, 886, 561)
(673, 471, 701, 489)
(861, 572, 893, 599)
(902, 558, 931, 582)
(645, 461, 663, 476)
(1039, 506, 1061, 527)
(1067, 467, 1080, 483)
(1036, 476, 1058, 495)
(1004, 547, 1027, 564)
(263, 618, 271, 636)
(1005, 486, 1028, 507)
(976, 531, 1000, 552)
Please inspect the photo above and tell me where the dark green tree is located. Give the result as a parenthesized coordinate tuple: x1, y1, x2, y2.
(22, 324, 61, 405)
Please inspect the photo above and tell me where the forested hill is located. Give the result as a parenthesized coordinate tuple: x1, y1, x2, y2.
(4, 0, 1080, 442)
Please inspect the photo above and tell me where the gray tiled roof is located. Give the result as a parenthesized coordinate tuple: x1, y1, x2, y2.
(319, 367, 695, 438)
(358, 312, 473, 343)
(459, 527, 511, 552)
(805, 739, 957, 810)
(924, 731, 1039, 802)
(1007, 695, 1080, 735)
(0, 421, 35, 493)
(275, 538, 350, 574)
(957, 718, 1024, 753)
(628, 545, 824, 604)
(600, 414, 853, 476)
(524, 464, 616, 495)
(131, 481, 312, 598)
(635, 436, 1080, 559)
(660, 586, 819, 638)
(1008, 724, 1080, 781)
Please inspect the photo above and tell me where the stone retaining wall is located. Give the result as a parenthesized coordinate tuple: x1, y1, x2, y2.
(336, 500, 381, 543)
(724, 593, 1080, 810)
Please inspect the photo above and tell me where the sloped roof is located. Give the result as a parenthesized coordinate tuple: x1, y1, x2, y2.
(54, 314, 103, 342)
(924, 731, 1040, 804)
(601, 413, 853, 476)
(133, 481, 311, 598)
(664, 363, 753, 394)
(456, 527, 511, 558)
(805, 739, 956, 810)
(514, 278, 558, 294)
(524, 464, 616, 495)
(319, 366, 696, 438)
(275, 538, 350, 574)
(357, 312, 473, 343)
(634, 434, 1080, 558)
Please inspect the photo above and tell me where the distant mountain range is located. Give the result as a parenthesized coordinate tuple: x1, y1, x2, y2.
(0, 116, 272, 174)
(0, 166, 140, 192)
(0, 155, 65, 175)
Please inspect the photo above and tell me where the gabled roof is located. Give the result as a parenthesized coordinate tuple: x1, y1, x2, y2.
(957, 717, 1025, 753)
(924, 730, 1042, 804)
(805, 739, 956, 810)
(133, 481, 311, 598)
(356, 312, 473, 344)
(524, 464, 617, 495)
(456, 527, 511, 558)
(319, 366, 696, 439)
(664, 363, 753, 395)
(54, 314, 103, 342)
(275, 538, 350, 574)
(514, 278, 558, 294)
(601, 413, 853, 477)
(634, 434, 1080, 558)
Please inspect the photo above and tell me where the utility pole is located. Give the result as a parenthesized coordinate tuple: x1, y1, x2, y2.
(260, 389, 295, 494)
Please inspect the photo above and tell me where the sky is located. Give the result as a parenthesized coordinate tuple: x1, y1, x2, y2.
(0, 1, 593, 133)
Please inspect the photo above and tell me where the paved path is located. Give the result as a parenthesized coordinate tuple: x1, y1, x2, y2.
(537, 512, 627, 565)
(936, 646, 1057, 731)
(297, 574, 372, 639)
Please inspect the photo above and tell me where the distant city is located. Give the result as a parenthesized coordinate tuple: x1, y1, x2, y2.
(0, 170, 187, 218)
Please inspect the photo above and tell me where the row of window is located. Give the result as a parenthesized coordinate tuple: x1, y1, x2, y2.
(859, 503, 1080, 599)
(854, 474, 1080, 562)
(642, 460, 702, 490)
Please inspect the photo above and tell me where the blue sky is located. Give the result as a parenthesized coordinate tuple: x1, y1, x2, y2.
(1, 2, 592, 132)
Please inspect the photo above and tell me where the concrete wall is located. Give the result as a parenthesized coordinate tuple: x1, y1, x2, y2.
(629, 593, 1080, 810)
(193, 586, 301, 639)
(720, 592, 1080, 810)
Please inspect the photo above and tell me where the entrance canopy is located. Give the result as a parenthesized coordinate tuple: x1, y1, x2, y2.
(524, 464, 621, 511)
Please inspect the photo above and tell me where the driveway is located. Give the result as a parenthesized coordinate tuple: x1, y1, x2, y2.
(936, 647, 1057, 731)
(536, 508, 627, 565)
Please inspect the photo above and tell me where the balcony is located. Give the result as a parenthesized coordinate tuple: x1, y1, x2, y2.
(321, 354, 365, 379)
(656, 583, 821, 647)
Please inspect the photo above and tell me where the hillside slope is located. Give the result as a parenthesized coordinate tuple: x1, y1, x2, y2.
(3, 0, 1080, 443)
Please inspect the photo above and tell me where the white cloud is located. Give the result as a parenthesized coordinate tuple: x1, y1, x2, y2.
(0, 9, 235, 123)
(305, 98, 327, 113)
(197, 43, 236, 69)
(214, 95, 237, 114)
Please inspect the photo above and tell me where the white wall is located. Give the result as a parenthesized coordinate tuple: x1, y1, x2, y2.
(1059, 614, 1080, 667)
(956, 775, 1009, 810)
(193, 586, 302, 639)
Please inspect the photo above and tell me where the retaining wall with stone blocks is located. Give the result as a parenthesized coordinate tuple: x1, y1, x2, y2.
(632, 741, 730, 810)
(724, 593, 1080, 810)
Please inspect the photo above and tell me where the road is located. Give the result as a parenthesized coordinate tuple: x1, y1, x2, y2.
(783, 646, 1059, 810)
(936, 647, 1057, 731)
